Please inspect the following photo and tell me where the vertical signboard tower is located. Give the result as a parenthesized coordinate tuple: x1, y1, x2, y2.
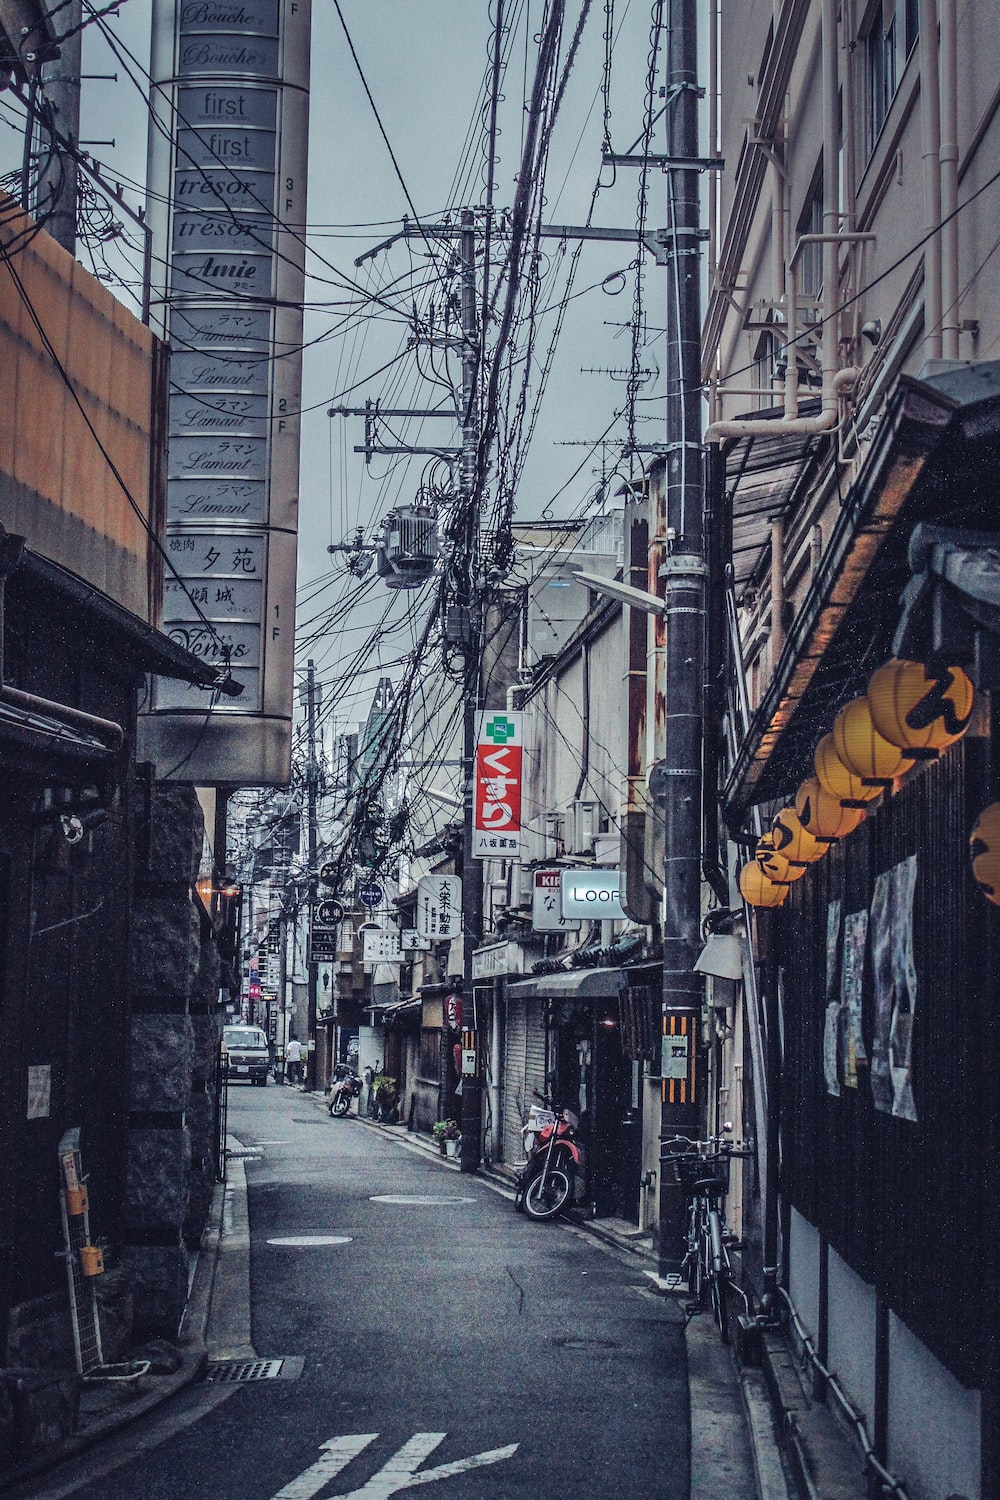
(140, 0, 311, 783)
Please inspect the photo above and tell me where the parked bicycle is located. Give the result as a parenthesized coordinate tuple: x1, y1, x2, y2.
(666, 1128, 751, 1345)
(364, 1064, 400, 1123)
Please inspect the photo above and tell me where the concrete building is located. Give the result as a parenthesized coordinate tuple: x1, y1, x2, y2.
(707, 2, 1000, 1493)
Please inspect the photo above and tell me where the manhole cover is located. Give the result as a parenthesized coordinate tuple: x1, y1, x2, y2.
(204, 1356, 304, 1383)
(370, 1195, 476, 1206)
(266, 1236, 353, 1247)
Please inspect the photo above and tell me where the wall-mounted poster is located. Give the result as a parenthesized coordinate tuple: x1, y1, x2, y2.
(823, 900, 842, 1097)
(840, 910, 869, 1089)
(869, 856, 918, 1121)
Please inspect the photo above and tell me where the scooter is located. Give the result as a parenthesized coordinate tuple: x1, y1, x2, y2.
(514, 1081, 586, 1220)
(327, 1062, 363, 1117)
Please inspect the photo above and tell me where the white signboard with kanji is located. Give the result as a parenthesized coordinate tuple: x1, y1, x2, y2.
(473, 711, 523, 859)
(416, 874, 463, 939)
(362, 929, 404, 965)
(531, 868, 581, 931)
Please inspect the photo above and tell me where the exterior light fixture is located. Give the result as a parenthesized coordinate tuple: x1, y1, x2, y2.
(794, 776, 867, 841)
(814, 732, 883, 808)
(970, 802, 1000, 906)
(866, 658, 974, 758)
(832, 697, 911, 786)
(738, 862, 789, 908)
(771, 806, 827, 865)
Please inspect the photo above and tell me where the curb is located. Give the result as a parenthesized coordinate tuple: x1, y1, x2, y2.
(0, 1175, 224, 1493)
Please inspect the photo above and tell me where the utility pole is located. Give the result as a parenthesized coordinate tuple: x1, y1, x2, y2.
(657, 0, 707, 1276)
(458, 208, 484, 1174)
(36, 0, 80, 253)
(305, 660, 320, 1092)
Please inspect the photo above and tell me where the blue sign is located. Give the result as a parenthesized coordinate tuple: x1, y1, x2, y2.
(359, 882, 383, 910)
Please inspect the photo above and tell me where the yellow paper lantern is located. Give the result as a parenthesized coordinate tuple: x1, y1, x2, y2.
(794, 776, 867, 842)
(754, 830, 807, 883)
(867, 658, 974, 756)
(738, 862, 789, 908)
(771, 806, 827, 865)
(970, 802, 1000, 906)
(832, 697, 911, 785)
(814, 733, 883, 807)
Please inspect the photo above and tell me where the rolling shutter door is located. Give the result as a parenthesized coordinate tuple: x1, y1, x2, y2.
(502, 994, 527, 1165)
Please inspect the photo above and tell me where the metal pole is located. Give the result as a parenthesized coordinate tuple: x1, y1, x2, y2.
(657, 0, 706, 1277)
(459, 209, 484, 1173)
(305, 660, 320, 1091)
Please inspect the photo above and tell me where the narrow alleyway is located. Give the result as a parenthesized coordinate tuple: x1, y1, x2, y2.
(13, 1086, 715, 1500)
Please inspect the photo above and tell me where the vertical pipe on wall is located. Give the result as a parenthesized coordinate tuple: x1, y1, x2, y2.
(770, 516, 785, 663)
(938, 0, 959, 360)
(919, 0, 943, 362)
(821, 0, 841, 398)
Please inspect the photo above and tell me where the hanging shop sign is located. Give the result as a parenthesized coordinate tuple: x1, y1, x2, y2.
(560, 868, 625, 920)
(416, 874, 462, 939)
(362, 929, 403, 965)
(473, 711, 523, 859)
(531, 868, 581, 931)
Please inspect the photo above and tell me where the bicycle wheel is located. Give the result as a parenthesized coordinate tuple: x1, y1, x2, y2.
(523, 1166, 572, 1220)
(709, 1273, 730, 1342)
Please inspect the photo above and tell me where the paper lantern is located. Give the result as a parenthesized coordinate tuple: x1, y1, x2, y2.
(970, 802, 1000, 906)
(794, 776, 867, 842)
(832, 697, 911, 785)
(814, 733, 883, 807)
(867, 658, 974, 756)
(754, 830, 807, 883)
(738, 862, 789, 908)
(771, 806, 827, 865)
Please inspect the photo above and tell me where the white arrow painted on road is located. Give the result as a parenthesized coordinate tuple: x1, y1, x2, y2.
(270, 1432, 519, 1500)
(272, 1434, 378, 1498)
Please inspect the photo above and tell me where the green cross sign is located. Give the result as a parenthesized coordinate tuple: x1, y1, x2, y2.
(486, 716, 516, 743)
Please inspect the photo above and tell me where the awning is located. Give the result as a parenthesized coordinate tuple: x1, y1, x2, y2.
(507, 968, 627, 1001)
(0, 696, 113, 768)
(724, 363, 1000, 821)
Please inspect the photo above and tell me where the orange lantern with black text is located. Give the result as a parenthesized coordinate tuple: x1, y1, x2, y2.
(738, 862, 789, 908)
(832, 697, 911, 785)
(771, 806, 827, 866)
(867, 658, 974, 757)
(814, 733, 883, 807)
(794, 776, 867, 841)
(970, 802, 1000, 907)
(755, 830, 807, 883)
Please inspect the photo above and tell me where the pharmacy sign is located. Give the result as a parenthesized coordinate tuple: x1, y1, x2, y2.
(473, 711, 523, 859)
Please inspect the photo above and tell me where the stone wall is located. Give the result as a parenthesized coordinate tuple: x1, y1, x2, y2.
(124, 781, 221, 1340)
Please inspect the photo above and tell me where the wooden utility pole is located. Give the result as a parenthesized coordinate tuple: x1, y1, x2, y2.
(305, 660, 320, 1091)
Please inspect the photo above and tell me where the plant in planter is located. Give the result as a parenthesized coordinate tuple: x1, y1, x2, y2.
(431, 1119, 461, 1154)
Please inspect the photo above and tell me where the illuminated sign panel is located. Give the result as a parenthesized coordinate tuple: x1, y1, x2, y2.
(140, 0, 310, 783)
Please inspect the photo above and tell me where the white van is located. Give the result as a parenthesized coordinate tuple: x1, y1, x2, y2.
(222, 1025, 270, 1086)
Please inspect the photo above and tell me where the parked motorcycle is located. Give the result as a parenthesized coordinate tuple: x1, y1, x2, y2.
(327, 1062, 363, 1117)
(514, 1080, 586, 1220)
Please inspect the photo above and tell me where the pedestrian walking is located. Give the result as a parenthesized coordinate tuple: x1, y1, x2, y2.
(285, 1036, 303, 1086)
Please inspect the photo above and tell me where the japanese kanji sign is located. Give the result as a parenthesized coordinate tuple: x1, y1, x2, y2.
(531, 869, 580, 932)
(416, 875, 462, 939)
(473, 711, 523, 860)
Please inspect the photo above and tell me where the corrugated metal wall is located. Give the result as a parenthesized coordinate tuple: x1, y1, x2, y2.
(779, 736, 992, 1386)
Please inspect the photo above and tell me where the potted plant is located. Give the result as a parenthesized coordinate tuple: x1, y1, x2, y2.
(432, 1119, 461, 1156)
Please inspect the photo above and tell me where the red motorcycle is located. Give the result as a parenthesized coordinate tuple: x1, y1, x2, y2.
(514, 1082, 586, 1220)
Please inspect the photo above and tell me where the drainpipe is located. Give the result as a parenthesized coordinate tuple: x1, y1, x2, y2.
(920, 0, 943, 362)
(706, 1, 864, 443)
(938, 0, 959, 360)
(770, 516, 785, 661)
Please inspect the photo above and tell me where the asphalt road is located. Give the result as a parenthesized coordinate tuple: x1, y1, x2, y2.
(29, 1083, 692, 1500)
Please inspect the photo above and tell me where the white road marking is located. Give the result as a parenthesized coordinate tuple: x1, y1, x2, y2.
(369, 1195, 476, 1206)
(271, 1434, 378, 1498)
(271, 1433, 519, 1500)
(266, 1235, 353, 1247)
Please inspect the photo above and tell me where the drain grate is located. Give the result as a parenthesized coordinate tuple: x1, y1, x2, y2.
(226, 1148, 263, 1160)
(552, 1336, 619, 1351)
(205, 1356, 304, 1383)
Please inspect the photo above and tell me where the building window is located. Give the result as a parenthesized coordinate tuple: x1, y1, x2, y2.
(752, 330, 781, 409)
(864, 0, 919, 155)
(797, 174, 825, 305)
